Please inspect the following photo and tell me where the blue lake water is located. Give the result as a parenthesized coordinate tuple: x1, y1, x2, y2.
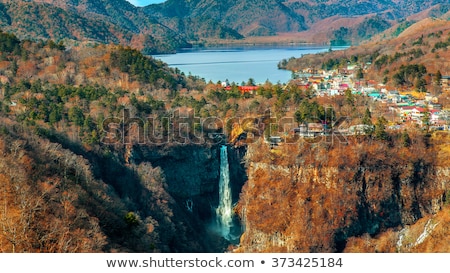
(153, 45, 333, 85)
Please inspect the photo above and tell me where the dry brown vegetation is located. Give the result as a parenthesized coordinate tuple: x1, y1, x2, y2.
(0, 123, 107, 252)
(344, 206, 450, 253)
(235, 129, 450, 253)
(0, 117, 217, 253)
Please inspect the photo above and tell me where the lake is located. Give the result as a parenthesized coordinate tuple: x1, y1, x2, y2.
(153, 45, 332, 85)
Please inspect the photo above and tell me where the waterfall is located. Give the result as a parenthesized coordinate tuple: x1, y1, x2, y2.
(215, 145, 234, 240)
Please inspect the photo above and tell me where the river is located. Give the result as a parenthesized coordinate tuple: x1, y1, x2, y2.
(153, 45, 333, 85)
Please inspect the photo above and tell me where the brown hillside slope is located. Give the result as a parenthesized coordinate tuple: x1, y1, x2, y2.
(234, 130, 450, 253)
(0, 117, 214, 252)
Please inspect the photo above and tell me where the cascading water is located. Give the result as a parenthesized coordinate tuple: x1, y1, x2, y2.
(215, 145, 234, 240)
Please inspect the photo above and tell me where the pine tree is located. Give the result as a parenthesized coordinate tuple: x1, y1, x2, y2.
(401, 130, 411, 147)
(435, 70, 442, 86)
(374, 116, 388, 140)
(362, 108, 372, 126)
(362, 108, 374, 134)
(356, 67, 364, 80)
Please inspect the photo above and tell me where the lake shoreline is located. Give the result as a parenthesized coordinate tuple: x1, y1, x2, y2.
(153, 46, 330, 84)
(188, 32, 334, 49)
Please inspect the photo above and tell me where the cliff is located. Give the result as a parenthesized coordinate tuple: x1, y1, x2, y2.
(234, 131, 450, 252)
(129, 143, 247, 225)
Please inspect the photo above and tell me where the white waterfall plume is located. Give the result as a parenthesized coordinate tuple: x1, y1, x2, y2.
(215, 145, 233, 239)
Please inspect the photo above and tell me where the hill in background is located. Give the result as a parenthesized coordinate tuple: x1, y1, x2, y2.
(145, 0, 450, 46)
(0, 0, 190, 53)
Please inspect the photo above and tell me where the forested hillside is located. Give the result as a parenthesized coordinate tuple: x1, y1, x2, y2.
(0, 0, 190, 53)
(146, 0, 450, 45)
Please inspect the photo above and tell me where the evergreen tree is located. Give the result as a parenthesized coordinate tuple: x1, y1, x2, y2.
(48, 107, 62, 126)
(415, 77, 427, 92)
(344, 89, 354, 106)
(422, 110, 430, 132)
(68, 106, 85, 126)
(362, 108, 372, 126)
(401, 130, 411, 147)
(362, 108, 374, 134)
(374, 116, 388, 140)
(434, 70, 442, 86)
(356, 67, 364, 79)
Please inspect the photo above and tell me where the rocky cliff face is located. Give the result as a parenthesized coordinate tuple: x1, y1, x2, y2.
(132, 144, 220, 198)
(234, 136, 450, 253)
(130, 143, 247, 245)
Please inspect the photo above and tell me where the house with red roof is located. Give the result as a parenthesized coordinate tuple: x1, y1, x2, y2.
(238, 86, 259, 94)
(410, 107, 426, 120)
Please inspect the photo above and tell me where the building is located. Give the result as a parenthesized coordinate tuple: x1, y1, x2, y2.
(441, 76, 450, 92)
(238, 86, 259, 94)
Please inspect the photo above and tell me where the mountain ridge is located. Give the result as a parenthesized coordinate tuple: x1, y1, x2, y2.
(145, 0, 450, 46)
(1, 0, 449, 53)
(0, 0, 191, 53)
